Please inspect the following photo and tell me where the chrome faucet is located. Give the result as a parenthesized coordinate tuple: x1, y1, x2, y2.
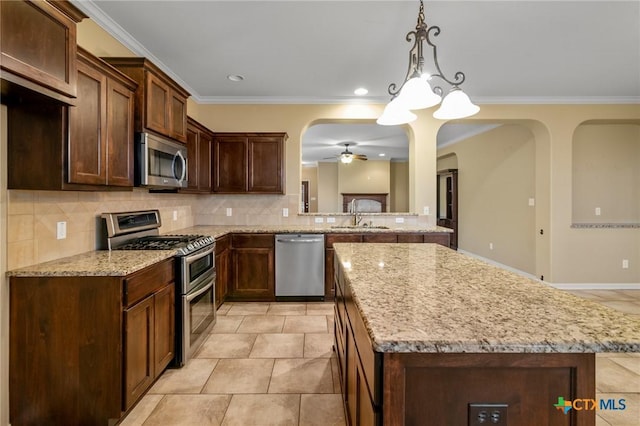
(351, 199, 362, 226)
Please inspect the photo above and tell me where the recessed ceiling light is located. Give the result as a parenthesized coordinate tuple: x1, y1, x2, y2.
(354, 87, 368, 96)
(227, 74, 245, 82)
(379, 153, 386, 157)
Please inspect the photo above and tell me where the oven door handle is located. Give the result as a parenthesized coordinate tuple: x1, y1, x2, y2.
(186, 280, 214, 302)
(185, 245, 215, 264)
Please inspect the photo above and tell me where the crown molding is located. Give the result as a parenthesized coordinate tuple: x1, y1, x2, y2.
(71, 0, 198, 97)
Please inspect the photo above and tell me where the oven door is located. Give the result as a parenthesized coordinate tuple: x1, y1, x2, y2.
(177, 269, 216, 366)
(182, 245, 215, 294)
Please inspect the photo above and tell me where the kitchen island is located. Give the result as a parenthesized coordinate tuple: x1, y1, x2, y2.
(332, 243, 640, 425)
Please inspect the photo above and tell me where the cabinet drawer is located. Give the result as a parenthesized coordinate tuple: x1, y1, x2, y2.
(363, 234, 397, 243)
(424, 233, 451, 247)
(124, 258, 174, 307)
(326, 233, 363, 248)
(232, 233, 274, 249)
(397, 233, 424, 243)
(215, 235, 231, 253)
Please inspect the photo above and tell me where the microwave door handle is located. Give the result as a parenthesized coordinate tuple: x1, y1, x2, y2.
(172, 151, 187, 183)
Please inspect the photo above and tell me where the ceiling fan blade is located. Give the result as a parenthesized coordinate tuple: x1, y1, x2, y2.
(353, 155, 368, 160)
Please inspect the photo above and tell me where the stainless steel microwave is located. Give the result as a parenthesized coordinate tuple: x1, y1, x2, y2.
(136, 132, 188, 189)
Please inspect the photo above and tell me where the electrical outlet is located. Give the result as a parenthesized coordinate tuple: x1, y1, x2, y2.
(623, 259, 629, 269)
(314, 217, 324, 223)
(395, 217, 405, 224)
(282, 208, 289, 217)
(423, 206, 430, 215)
(469, 403, 508, 425)
(595, 207, 601, 216)
(489, 243, 494, 250)
(226, 208, 232, 217)
(56, 221, 67, 240)
(173, 210, 178, 221)
(327, 217, 336, 223)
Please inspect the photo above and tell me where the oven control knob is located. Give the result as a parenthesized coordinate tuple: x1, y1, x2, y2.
(187, 243, 194, 252)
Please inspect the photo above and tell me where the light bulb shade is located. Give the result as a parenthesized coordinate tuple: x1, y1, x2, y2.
(376, 98, 417, 126)
(395, 76, 441, 110)
(433, 88, 480, 120)
(340, 154, 353, 164)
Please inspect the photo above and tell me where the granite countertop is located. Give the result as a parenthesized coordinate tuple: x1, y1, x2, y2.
(7, 250, 175, 277)
(6, 224, 450, 277)
(333, 243, 640, 354)
(173, 224, 452, 239)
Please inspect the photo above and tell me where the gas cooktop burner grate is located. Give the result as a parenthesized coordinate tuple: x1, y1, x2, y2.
(115, 234, 214, 255)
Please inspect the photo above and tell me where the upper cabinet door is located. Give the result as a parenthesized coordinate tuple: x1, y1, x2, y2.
(106, 78, 135, 187)
(145, 72, 171, 137)
(170, 92, 187, 143)
(68, 58, 107, 185)
(0, 0, 86, 104)
(248, 135, 284, 194)
(214, 135, 248, 193)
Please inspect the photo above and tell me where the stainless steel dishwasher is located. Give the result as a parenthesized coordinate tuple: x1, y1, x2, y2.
(275, 234, 325, 298)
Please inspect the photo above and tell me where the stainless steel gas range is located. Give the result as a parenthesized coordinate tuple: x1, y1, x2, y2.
(101, 210, 216, 367)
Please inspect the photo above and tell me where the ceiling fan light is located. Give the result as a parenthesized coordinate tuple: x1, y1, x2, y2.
(433, 88, 480, 120)
(340, 154, 353, 164)
(395, 76, 441, 110)
(376, 99, 417, 126)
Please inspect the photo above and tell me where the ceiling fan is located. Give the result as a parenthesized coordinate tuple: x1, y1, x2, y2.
(323, 143, 368, 163)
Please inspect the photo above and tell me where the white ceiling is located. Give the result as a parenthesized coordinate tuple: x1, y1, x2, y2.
(72, 0, 640, 154)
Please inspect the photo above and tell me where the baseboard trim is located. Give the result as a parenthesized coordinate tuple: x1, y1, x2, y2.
(456, 250, 640, 290)
(549, 283, 640, 290)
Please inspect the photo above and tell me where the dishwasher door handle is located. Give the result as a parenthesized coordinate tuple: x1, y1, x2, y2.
(277, 238, 324, 244)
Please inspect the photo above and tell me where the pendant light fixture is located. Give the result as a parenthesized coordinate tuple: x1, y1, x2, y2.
(377, 0, 479, 125)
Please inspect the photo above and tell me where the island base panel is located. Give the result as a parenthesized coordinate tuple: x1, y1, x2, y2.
(383, 352, 595, 426)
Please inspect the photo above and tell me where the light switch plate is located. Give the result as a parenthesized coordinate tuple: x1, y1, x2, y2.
(282, 208, 289, 217)
(226, 208, 233, 217)
(623, 259, 629, 269)
(327, 217, 336, 223)
(595, 207, 601, 216)
(528, 198, 535, 206)
(173, 210, 178, 221)
(314, 217, 324, 223)
(395, 217, 405, 224)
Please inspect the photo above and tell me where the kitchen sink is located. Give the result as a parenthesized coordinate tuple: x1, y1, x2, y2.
(330, 225, 390, 229)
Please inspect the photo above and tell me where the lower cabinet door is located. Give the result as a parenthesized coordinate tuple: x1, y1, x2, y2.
(154, 283, 175, 374)
(124, 294, 155, 410)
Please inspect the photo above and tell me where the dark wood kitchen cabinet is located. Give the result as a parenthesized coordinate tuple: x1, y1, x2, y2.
(10, 258, 175, 425)
(215, 234, 231, 308)
(7, 48, 137, 190)
(183, 116, 214, 193)
(0, 0, 86, 105)
(213, 132, 287, 194)
(69, 47, 137, 187)
(102, 57, 190, 143)
(228, 233, 275, 301)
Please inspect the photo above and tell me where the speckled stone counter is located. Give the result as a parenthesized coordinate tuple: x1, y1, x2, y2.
(7, 250, 175, 277)
(333, 243, 640, 353)
(172, 224, 452, 239)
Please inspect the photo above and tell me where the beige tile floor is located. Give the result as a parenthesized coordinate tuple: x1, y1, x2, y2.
(121, 291, 639, 426)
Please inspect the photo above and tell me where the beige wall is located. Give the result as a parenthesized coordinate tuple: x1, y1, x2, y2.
(390, 162, 409, 212)
(317, 162, 340, 213)
(438, 124, 537, 274)
(301, 166, 318, 213)
(338, 160, 390, 195)
(572, 123, 640, 223)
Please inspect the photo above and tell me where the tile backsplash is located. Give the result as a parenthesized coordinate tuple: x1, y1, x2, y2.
(7, 190, 430, 270)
